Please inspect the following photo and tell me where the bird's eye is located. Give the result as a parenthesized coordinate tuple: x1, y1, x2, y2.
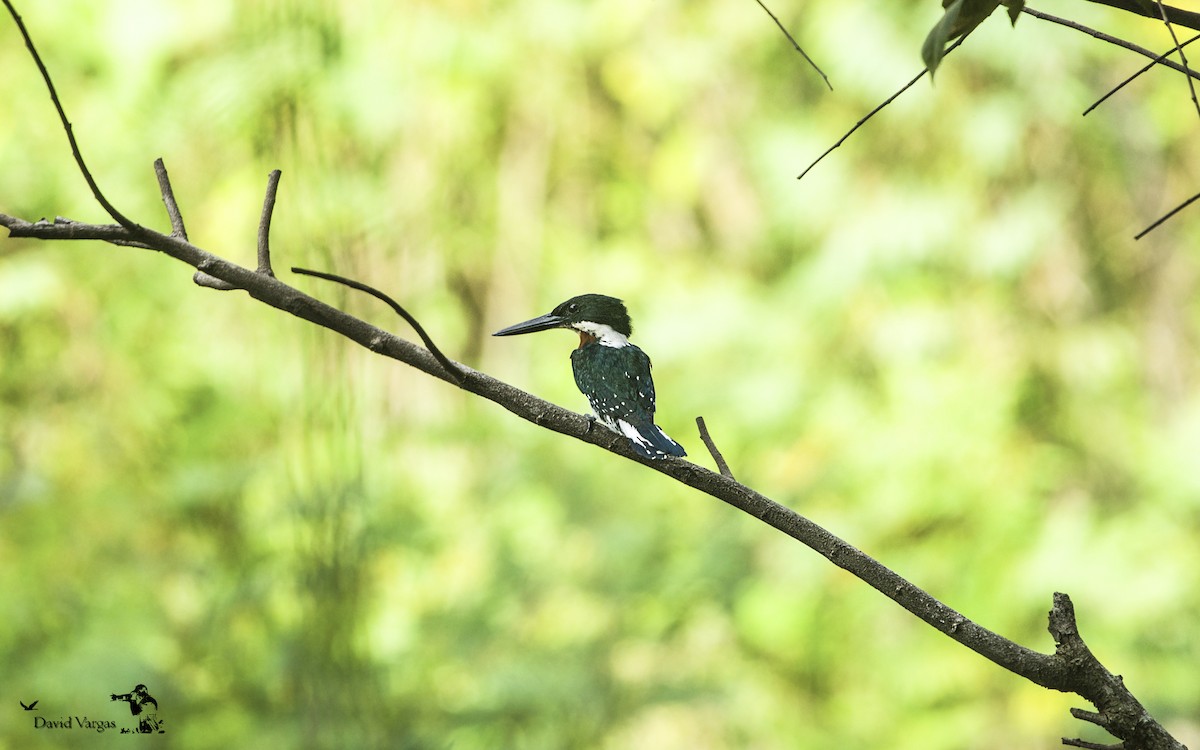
(567, 303, 578, 313)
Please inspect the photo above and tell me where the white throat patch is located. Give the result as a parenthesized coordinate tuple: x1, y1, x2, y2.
(573, 321, 630, 348)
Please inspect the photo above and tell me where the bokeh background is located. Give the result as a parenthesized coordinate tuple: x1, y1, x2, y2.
(2, 0, 1198, 747)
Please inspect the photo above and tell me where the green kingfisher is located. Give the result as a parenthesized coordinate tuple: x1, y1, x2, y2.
(493, 294, 686, 459)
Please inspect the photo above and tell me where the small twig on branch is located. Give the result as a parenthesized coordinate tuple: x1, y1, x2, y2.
(192, 169, 282, 289)
(257, 170, 281, 277)
(1063, 708, 1124, 749)
(798, 35, 968, 181)
(1062, 738, 1124, 750)
(752, 0, 831, 90)
(1071, 707, 1112, 728)
(1083, 32, 1200, 115)
(1, 0, 138, 231)
(290, 267, 466, 385)
(194, 270, 239, 290)
(1023, 6, 1200, 82)
(1135, 187, 1200, 239)
(696, 416, 735, 480)
(153, 158, 188, 240)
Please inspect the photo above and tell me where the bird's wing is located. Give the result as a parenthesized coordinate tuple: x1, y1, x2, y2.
(630, 347, 656, 416)
(572, 345, 657, 423)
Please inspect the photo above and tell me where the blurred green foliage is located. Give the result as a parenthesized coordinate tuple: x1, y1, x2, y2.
(2, 0, 1199, 747)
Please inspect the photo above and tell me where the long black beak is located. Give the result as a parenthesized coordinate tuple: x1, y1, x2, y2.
(492, 312, 566, 337)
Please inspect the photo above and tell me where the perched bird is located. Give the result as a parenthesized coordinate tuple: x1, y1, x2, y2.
(494, 294, 686, 459)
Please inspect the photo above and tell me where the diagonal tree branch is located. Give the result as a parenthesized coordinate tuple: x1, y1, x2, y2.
(752, 0, 832, 90)
(1135, 186, 1200, 239)
(0, 4, 1188, 749)
(1084, 0, 1200, 33)
(0, 203, 1188, 750)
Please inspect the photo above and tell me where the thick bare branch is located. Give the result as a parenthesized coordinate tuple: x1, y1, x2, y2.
(1084, 0, 1200, 33)
(0, 209, 1187, 748)
(1046, 593, 1183, 750)
(0, 3, 1189, 747)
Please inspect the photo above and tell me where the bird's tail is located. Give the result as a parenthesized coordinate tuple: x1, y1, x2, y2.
(619, 420, 686, 459)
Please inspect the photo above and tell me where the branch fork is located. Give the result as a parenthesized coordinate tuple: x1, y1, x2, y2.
(189, 166, 280, 290)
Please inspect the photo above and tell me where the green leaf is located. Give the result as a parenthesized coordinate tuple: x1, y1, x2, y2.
(921, 0, 1003, 76)
(1004, 0, 1025, 25)
(921, 0, 962, 75)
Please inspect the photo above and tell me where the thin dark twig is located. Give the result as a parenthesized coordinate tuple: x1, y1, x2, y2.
(1135, 187, 1200, 239)
(1023, 6, 1200, 82)
(0, 0, 138, 230)
(257, 170, 281, 277)
(696, 416, 735, 480)
(291, 267, 465, 384)
(1084, 32, 1200, 115)
(752, 0, 831, 90)
(1155, 0, 1200, 118)
(1061, 738, 1123, 750)
(153, 158, 188, 239)
(798, 36, 968, 181)
(1041, 3, 1200, 235)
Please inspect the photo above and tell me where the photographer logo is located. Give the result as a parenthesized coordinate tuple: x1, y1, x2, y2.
(23, 683, 165, 736)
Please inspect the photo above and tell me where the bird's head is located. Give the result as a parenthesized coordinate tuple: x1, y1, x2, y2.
(493, 294, 632, 347)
